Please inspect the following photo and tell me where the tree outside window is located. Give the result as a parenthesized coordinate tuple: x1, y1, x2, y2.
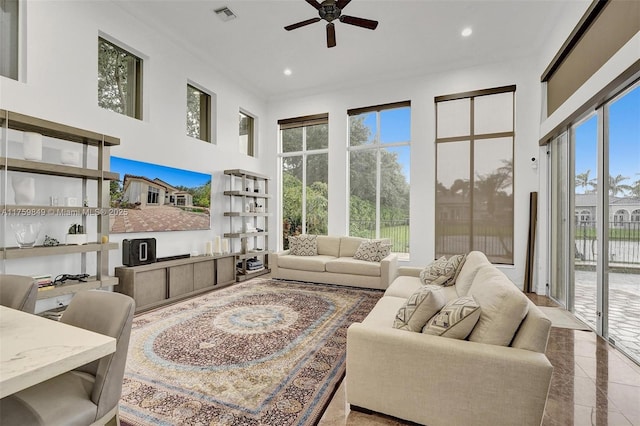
(98, 37, 142, 119)
(187, 84, 211, 142)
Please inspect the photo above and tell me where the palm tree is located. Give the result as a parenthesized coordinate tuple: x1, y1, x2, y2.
(576, 170, 596, 193)
(609, 174, 632, 197)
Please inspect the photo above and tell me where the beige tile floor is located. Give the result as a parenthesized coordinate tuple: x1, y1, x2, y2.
(319, 294, 640, 426)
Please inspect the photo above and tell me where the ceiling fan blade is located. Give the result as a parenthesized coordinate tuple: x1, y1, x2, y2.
(284, 17, 321, 31)
(305, 0, 322, 10)
(336, 0, 352, 9)
(339, 15, 379, 30)
(327, 22, 336, 48)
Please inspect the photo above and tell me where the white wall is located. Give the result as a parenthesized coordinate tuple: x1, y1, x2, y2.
(0, 1, 269, 311)
(266, 56, 543, 288)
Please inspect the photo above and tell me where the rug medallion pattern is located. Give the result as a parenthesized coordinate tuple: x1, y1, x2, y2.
(120, 278, 382, 426)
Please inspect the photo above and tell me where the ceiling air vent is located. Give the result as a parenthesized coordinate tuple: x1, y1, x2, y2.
(214, 6, 237, 22)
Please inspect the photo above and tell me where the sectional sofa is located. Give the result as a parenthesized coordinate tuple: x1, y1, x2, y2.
(346, 251, 553, 426)
(271, 236, 398, 290)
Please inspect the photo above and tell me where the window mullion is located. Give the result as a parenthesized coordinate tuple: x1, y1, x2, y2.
(301, 127, 307, 234)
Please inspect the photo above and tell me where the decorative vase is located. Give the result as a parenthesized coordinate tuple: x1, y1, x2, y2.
(11, 222, 42, 248)
(65, 233, 87, 245)
(12, 176, 35, 204)
(23, 132, 43, 161)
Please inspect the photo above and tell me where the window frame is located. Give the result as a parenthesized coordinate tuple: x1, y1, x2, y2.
(97, 36, 143, 120)
(347, 101, 411, 254)
(186, 83, 212, 142)
(278, 113, 329, 248)
(434, 86, 515, 264)
(239, 110, 255, 157)
(0, 0, 19, 80)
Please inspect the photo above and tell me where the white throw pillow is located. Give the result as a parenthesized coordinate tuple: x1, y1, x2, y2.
(288, 234, 318, 256)
(393, 285, 446, 332)
(422, 296, 481, 339)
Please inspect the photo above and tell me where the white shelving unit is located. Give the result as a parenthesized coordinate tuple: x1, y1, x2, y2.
(223, 169, 270, 281)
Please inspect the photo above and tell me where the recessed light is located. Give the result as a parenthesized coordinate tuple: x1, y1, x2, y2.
(284, 68, 292, 76)
(461, 27, 472, 37)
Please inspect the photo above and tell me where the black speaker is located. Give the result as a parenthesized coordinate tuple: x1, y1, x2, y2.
(122, 238, 156, 266)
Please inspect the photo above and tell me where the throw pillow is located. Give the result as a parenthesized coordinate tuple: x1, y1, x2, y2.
(422, 296, 481, 339)
(288, 234, 318, 256)
(419, 254, 465, 286)
(353, 240, 381, 262)
(393, 285, 446, 332)
(377, 243, 393, 261)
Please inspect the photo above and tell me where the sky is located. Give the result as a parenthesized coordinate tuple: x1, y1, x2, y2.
(361, 106, 411, 182)
(575, 84, 639, 194)
(111, 156, 211, 189)
(360, 85, 638, 194)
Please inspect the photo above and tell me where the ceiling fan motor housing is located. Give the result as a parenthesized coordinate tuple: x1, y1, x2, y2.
(319, 1, 341, 22)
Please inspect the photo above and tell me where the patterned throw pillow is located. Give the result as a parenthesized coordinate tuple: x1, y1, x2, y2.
(377, 243, 393, 261)
(353, 240, 382, 262)
(393, 285, 446, 332)
(419, 254, 465, 286)
(288, 234, 318, 256)
(422, 296, 481, 339)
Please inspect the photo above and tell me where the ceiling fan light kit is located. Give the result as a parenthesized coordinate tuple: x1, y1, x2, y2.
(285, 0, 378, 48)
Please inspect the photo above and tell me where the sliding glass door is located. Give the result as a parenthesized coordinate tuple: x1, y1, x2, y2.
(551, 80, 639, 364)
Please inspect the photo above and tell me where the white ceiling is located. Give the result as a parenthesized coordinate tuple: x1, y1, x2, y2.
(115, 0, 586, 100)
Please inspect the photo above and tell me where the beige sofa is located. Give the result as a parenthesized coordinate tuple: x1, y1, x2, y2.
(346, 251, 553, 426)
(271, 236, 398, 290)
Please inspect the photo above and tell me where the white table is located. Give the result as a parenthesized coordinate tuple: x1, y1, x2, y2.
(0, 305, 116, 398)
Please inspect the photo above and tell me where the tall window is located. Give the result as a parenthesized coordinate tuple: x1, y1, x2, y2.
(278, 114, 328, 248)
(435, 86, 515, 264)
(98, 37, 143, 119)
(0, 0, 19, 80)
(348, 102, 411, 254)
(186, 83, 211, 142)
(239, 111, 255, 156)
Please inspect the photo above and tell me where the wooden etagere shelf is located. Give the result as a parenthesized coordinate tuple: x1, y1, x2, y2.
(224, 169, 271, 281)
(1, 109, 120, 299)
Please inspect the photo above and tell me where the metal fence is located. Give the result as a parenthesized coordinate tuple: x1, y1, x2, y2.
(575, 220, 640, 264)
(350, 219, 410, 253)
(435, 221, 514, 263)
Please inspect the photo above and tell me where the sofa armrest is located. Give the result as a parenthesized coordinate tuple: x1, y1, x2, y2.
(379, 253, 398, 288)
(397, 266, 422, 277)
(346, 324, 553, 426)
(270, 250, 290, 277)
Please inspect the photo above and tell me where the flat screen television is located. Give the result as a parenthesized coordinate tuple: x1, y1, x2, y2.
(109, 156, 211, 233)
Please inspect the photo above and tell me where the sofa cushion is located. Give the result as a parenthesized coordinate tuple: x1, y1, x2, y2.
(288, 234, 318, 256)
(455, 251, 491, 296)
(422, 296, 481, 339)
(385, 275, 423, 299)
(393, 285, 446, 332)
(277, 254, 335, 272)
(419, 255, 464, 286)
(339, 236, 367, 258)
(316, 236, 341, 257)
(325, 257, 381, 277)
(361, 296, 407, 328)
(354, 240, 383, 262)
(467, 265, 529, 346)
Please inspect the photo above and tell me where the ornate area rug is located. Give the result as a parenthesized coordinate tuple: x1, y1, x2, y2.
(119, 278, 382, 426)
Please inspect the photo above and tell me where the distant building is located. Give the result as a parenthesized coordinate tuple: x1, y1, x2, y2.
(122, 174, 193, 207)
(575, 194, 640, 226)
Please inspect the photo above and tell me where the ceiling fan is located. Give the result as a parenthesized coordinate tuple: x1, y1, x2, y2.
(284, 0, 379, 48)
